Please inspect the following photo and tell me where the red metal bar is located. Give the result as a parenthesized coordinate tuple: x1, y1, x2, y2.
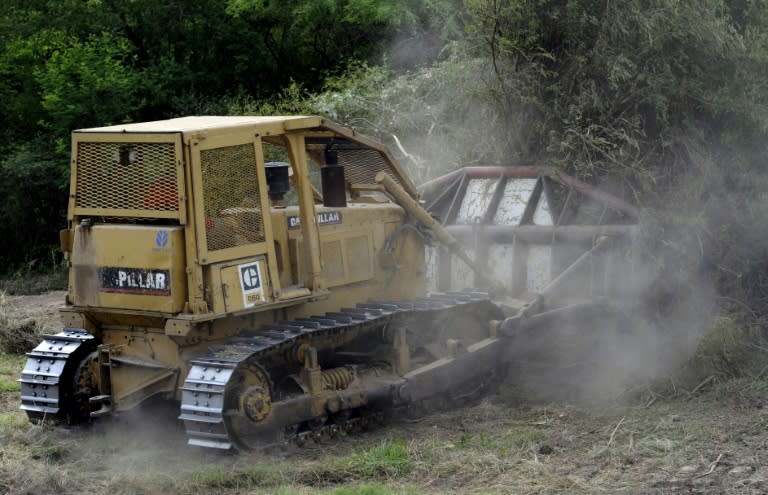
(446, 224, 638, 243)
(555, 171, 639, 221)
(419, 166, 640, 222)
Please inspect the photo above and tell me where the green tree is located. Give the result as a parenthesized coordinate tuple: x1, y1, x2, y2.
(463, 0, 768, 192)
(36, 33, 142, 135)
(0, 143, 68, 268)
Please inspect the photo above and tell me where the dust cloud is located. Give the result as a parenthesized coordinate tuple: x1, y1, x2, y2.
(68, 399, 235, 485)
(413, 214, 717, 405)
(500, 257, 717, 403)
(375, 38, 721, 405)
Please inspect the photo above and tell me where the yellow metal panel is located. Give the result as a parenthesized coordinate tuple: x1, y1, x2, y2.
(294, 230, 375, 289)
(220, 258, 271, 312)
(346, 235, 373, 281)
(285, 133, 324, 291)
(70, 224, 187, 313)
(281, 116, 323, 130)
(203, 263, 225, 314)
(255, 140, 282, 299)
(73, 208, 179, 219)
(321, 239, 344, 284)
(332, 232, 374, 287)
(203, 243, 270, 265)
(180, 141, 207, 314)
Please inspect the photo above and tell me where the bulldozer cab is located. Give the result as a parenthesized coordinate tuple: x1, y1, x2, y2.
(62, 116, 418, 326)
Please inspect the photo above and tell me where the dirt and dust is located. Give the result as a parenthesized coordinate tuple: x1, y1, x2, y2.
(1, 292, 766, 494)
(3, 290, 66, 334)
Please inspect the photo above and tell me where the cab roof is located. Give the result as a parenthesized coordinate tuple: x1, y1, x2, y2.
(75, 115, 320, 134)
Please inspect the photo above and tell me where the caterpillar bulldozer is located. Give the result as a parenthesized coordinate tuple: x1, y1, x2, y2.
(19, 116, 639, 450)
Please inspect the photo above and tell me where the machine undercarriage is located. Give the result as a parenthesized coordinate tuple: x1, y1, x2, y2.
(21, 292, 505, 450)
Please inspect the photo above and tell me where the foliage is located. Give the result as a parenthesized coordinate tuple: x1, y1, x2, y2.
(459, 0, 768, 190)
(689, 314, 768, 380)
(0, 352, 25, 393)
(0, 259, 67, 295)
(189, 465, 286, 490)
(309, 55, 507, 183)
(327, 484, 418, 495)
(36, 33, 142, 133)
(312, 0, 768, 319)
(0, 0, 767, 330)
(0, 143, 69, 269)
(0, 292, 41, 355)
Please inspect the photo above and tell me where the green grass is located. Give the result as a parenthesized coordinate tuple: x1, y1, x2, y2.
(248, 483, 420, 495)
(185, 459, 420, 495)
(0, 381, 19, 393)
(0, 411, 27, 428)
(499, 429, 545, 449)
(0, 353, 24, 393)
(188, 465, 287, 490)
(456, 427, 545, 457)
(345, 439, 413, 478)
(325, 483, 419, 495)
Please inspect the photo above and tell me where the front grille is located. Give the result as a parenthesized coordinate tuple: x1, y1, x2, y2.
(75, 142, 178, 213)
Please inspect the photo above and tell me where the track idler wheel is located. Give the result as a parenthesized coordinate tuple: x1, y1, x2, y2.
(71, 351, 101, 422)
(222, 359, 276, 450)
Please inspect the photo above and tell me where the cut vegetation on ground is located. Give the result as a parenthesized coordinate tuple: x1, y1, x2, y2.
(1, 293, 767, 494)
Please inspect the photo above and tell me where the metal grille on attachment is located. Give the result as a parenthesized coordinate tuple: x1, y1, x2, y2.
(201, 144, 265, 251)
(336, 148, 404, 188)
(75, 142, 178, 213)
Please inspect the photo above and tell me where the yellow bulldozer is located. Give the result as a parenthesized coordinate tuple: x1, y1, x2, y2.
(20, 116, 639, 450)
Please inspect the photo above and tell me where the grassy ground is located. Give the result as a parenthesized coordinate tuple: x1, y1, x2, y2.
(0, 265, 66, 296)
(0, 353, 23, 393)
(2, 292, 768, 494)
(1, 358, 767, 495)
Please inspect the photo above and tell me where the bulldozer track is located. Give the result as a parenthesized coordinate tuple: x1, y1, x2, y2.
(19, 329, 96, 422)
(179, 290, 499, 450)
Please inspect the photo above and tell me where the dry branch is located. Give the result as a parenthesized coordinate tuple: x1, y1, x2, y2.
(693, 453, 723, 479)
(690, 375, 715, 396)
(607, 416, 625, 447)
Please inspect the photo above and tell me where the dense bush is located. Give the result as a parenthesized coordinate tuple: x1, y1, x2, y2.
(1, 0, 767, 325)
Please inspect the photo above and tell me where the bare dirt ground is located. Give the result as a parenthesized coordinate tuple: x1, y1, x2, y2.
(4, 290, 67, 334)
(2, 292, 767, 494)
